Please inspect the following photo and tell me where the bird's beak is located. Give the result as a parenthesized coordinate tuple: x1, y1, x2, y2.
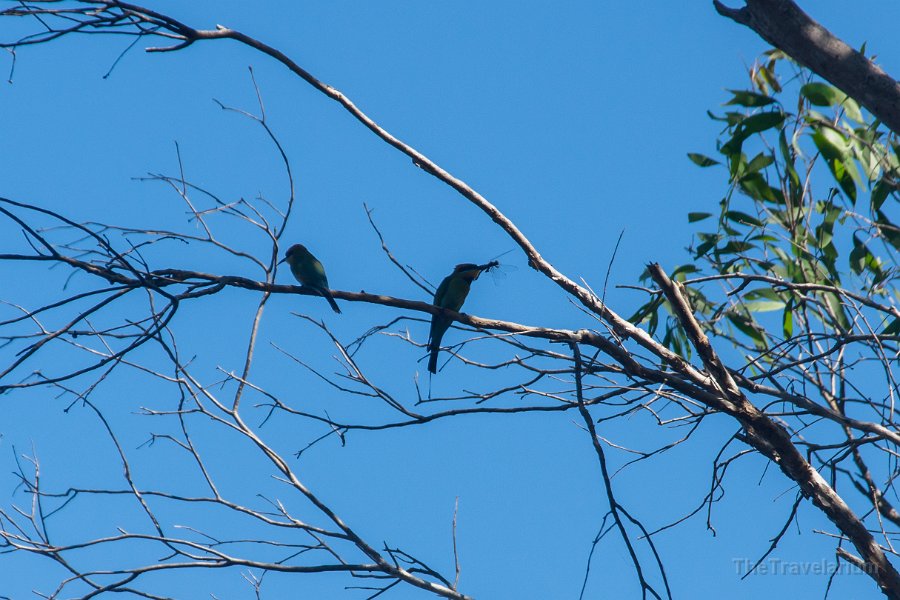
(277, 257, 286, 265)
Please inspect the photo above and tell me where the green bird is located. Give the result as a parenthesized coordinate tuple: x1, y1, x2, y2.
(427, 263, 488, 374)
(281, 243, 341, 313)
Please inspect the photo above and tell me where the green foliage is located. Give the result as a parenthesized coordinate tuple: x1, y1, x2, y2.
(630, 52, 900, 361)
(687, 153, 720, 167)
(726, 89, 779, 107)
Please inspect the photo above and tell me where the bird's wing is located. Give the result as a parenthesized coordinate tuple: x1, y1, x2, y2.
(443, 275, 472, 312)
(433, 274, 452, 307)
(309, 257, 330, 289)
(293, 253, 329, 289)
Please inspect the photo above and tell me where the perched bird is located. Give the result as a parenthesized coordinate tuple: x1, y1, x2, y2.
(427, 263, 487, 373)
(281, 243, 341, 313)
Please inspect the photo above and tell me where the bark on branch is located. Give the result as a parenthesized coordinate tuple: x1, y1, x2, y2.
(714, 0, 900, 135)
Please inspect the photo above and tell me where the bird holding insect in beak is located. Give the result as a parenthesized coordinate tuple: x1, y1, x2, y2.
(281, 244, 341, 313)
(427, 262, 491, 374)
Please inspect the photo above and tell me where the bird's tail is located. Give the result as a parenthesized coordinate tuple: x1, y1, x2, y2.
(319, 288, 341, 314)
(427, 345, 439, 374)
(427, 317, 450, 374)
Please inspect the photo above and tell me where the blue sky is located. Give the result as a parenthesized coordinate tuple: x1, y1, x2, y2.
(2, 2, 900, 598)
